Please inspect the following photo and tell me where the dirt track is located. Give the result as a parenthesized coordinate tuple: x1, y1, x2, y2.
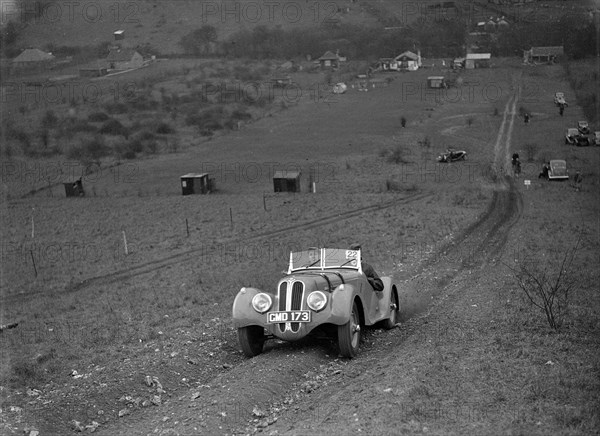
(89, 88, 523, 436)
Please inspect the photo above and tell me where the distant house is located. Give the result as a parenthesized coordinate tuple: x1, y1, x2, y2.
(523, 46, 564, 64)
(453, 57, 465, 69)
(394, 51, 421, 71)
(427, 76, 446, 88)
(465, 53, 491, 69)
(12, 48, 55, 68)
(317, 51, 345, 69)
(106, 48, 143, 70)
(378, 57, 399, 71)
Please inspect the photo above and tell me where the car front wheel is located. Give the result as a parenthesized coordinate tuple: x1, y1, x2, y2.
(338, 300, 361, 358)
(238, 326, 265, 357)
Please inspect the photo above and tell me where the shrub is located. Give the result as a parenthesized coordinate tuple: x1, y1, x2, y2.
(506, 237, 581, 330)
(88, 112, 110, 122)
(386, 146, 410, 164)
(156, 122, 175, 134)
(99, 119, 129, 137)
(524, 143, 538, 162)
(104, 102, 128, 114)
(41, 110, 58, 129)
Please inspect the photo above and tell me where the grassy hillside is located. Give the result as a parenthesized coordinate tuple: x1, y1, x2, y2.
(7, 0, 381, 54)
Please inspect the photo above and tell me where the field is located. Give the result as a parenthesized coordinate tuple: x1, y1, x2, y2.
(1, 48, 600, 436)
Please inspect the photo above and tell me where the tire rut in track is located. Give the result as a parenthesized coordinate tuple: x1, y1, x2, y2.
(1, 191, 431, 303)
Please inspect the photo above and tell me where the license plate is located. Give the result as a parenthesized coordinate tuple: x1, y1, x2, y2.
(267, 311, 311, 323)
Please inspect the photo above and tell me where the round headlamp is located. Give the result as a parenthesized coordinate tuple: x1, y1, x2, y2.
(251, 293, 272, 313)
(307, 291, 327, 312)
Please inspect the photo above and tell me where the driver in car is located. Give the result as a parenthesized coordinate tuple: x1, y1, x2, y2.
(350, 244, 384, 292)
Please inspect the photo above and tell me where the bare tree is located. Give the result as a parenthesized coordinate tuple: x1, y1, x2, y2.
(506, 236, 581, 330)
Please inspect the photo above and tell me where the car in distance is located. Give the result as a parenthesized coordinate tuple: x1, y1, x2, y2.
(232, 248, 400, 358)
(565, 128, 589, 146)
(547, 159, 569, 180)
(577, 120, 590, 135)
(554, 92, 567, 106)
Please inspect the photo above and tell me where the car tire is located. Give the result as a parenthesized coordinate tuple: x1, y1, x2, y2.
(338, 300, 361, 358)
(238, 326, 265, 357)
(382, 290, 400, 330)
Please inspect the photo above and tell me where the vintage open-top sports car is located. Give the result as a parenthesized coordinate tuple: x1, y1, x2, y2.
(232, 248, 400, 358)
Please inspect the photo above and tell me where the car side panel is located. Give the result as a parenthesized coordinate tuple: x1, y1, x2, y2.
(364, 277, 393, 325)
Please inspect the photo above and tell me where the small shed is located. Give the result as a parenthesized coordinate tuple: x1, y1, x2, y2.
(273, 170, 301, 193)
(180, 173, 213, 195)
(427, 76, 446, 88)
(114, 30, 125, 41)
(465, 53, 491, 69)
(523, 46, 564, 64)
(64, 178, 85, 197)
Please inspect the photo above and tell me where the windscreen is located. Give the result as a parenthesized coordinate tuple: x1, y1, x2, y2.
(288, 248, 361, 272)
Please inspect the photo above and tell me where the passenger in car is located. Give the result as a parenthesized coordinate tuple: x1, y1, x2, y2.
(350, 244, 384, 292)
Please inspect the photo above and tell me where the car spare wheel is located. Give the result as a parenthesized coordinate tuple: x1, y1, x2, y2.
(338, 300, 361, 358)
(238, 326, 265, 357)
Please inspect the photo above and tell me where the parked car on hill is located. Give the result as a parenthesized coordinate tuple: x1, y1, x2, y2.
(232, 248, 400, 358)
(547, 160, 569, 180)
(565, 128, 589, 146)
(577, 120, 590, 134)
(554, 92, 567, 106)
(437, 149, 467, 162)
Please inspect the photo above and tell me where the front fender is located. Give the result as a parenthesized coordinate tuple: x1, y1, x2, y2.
(232, 287, 272, 329)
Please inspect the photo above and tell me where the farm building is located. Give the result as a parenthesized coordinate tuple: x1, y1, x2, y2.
(106, 48, 143, 70)
(465, 53, 491, 69)
(427, 76, 446, 88)
(64, 179, 85, 197)
(114, 30, 125, 41)
(12, 48, 55, 69)
(523, 46, 564, 64)
(317, 51, 345, 69)
(394, 51, 421, 71)
(453, 57, 465, 69)
(180, 173, 214, 195)
(273, 170, 301, 193)
(378, 58, 398, 71)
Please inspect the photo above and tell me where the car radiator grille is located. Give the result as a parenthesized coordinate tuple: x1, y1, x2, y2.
(278, 280, 304, 333)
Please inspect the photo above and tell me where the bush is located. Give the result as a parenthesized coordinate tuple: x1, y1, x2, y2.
(156, 122, 175, 134)
(385, 146, 410, 164)
(506, 237, 581, 330)
(103, 102, 128, 114)
(41, 110, 58, 129)
(88, 112, 110, 122)
(99, 119, 129, 137)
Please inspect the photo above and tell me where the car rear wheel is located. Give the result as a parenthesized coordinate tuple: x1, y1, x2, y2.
(338, 300, 361, 358)
(238, 326, 265, 357)
(382, 290, 400, 330)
